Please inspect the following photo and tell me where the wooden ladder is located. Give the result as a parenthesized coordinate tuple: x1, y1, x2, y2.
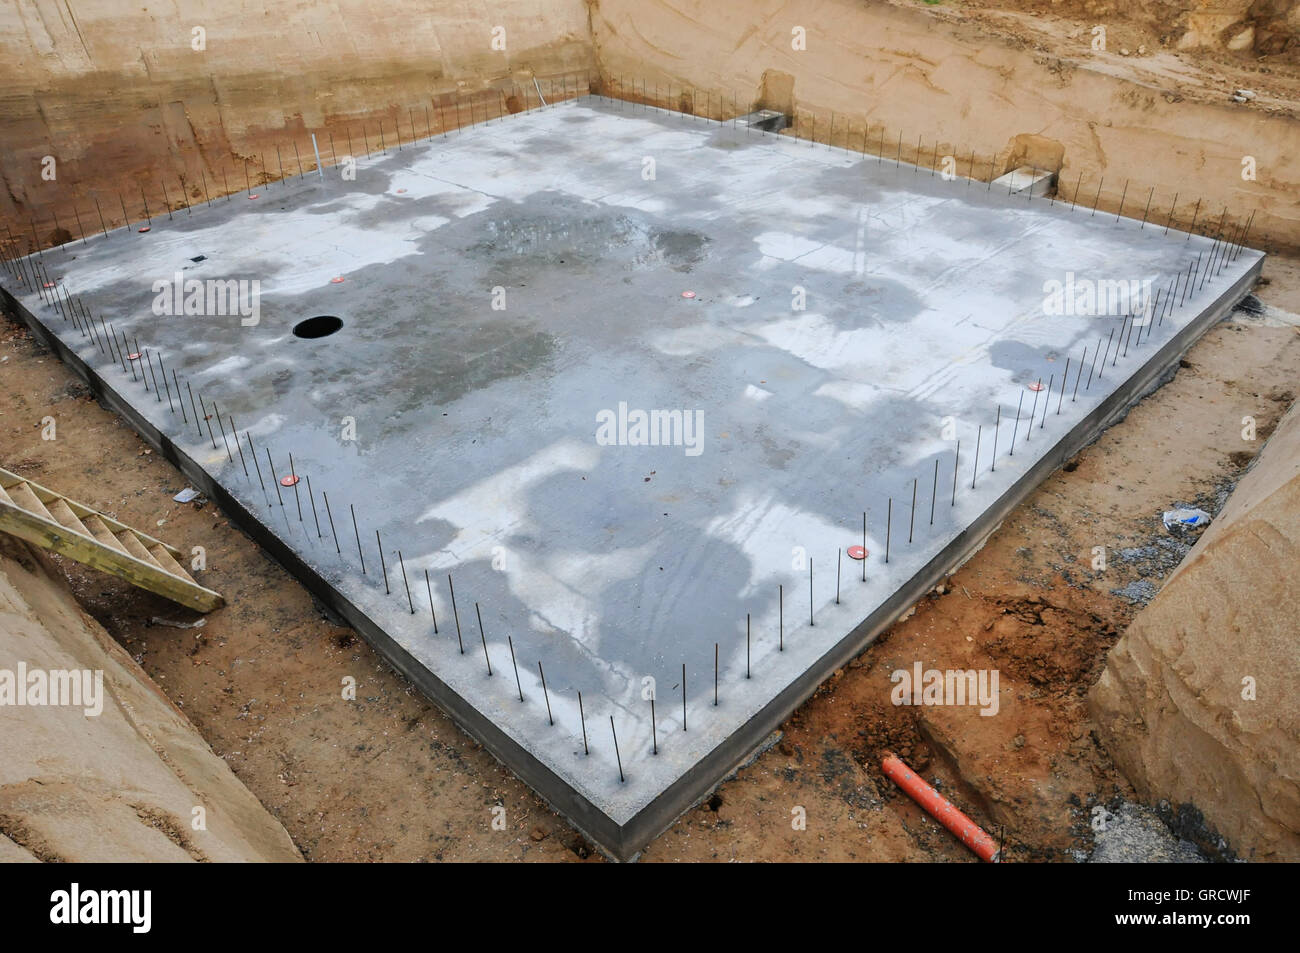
(0, 466, 223, 612)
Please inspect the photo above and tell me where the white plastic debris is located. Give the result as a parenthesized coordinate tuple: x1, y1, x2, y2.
(150, 617, 206, 630)
(1163, 507, 1211, 529)
(173, 487, 200, 503)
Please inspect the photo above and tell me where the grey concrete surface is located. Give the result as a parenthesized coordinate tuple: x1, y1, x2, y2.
(2, 96, 1262, 858)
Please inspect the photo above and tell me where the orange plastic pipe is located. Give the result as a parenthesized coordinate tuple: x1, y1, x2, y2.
(882, 753, 1000, 862)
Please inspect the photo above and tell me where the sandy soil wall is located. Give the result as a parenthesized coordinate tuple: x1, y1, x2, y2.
(1090, 400, 1300, 861)
(0, 0, 593, 241)
(965, 0, 1298, 57)
(4, 1, 1296, 254)
(589, 0, 1300, 253)
(0, 535, 302, 862)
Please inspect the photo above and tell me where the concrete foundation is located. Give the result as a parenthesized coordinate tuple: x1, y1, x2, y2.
(1, 96, 1262, 859)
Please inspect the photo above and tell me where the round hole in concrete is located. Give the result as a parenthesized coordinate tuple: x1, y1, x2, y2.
(293, 315, 343, 339)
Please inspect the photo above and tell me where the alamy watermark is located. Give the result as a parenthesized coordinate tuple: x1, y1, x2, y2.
(890, 662, 999, 716)
(1042, 272, 1153, 319)
(50, 883, 150, 933)
(151, 272, 260, 326)
(595, 401, 704, 456)
(0, 663, 103, 716)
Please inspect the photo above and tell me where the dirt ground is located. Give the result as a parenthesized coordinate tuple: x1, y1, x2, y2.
(3, 251, 1297, 862)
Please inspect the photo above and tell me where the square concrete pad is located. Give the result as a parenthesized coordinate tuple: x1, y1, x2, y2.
(4, 96, 1262, 858)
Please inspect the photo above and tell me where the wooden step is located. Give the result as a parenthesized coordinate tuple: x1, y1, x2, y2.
(46, 498, 91, 536)
(81, 514, 131, 555)
(116, 529, 166, 568)
(147, 543, 196, 585)
(7, 481, 56, 523)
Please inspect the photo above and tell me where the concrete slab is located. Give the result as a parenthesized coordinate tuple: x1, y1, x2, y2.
(737, 109, 789, 133)
(992, 165, 1057, 198)
(1, 96, 1262, 859)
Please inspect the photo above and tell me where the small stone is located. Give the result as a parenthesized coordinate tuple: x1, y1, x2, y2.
(1013, 734, 1026, 749)
(529, 826, 547, 841)
(1227, 27, 1255, 52)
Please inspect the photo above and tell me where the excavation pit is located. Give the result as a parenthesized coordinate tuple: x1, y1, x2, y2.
(2, 96, 1263, 860)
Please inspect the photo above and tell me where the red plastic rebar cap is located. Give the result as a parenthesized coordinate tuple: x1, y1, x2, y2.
(848, 545, 868, 560)
(330, 277, 345, 284)
(138, 226, 151, 233)
(1027, 381, 1045, 391)
(280, 475, 300, 487)
(681, 290, 696, 299)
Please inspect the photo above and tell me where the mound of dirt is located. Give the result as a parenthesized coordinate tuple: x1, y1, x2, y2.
(1090, 401, 1300, 861)
(0, 536, 302, 862)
